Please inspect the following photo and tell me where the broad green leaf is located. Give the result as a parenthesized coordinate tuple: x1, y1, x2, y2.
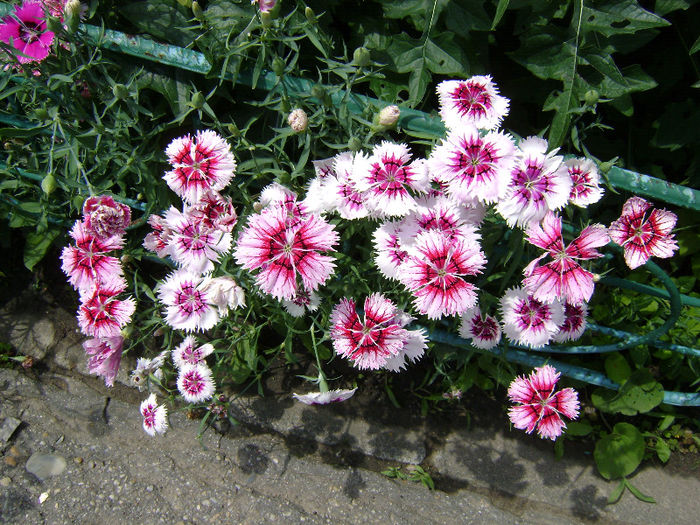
(655, 0, 690, 16)
(120, 1, 192, 48)
(655, 439, 671, 463)
(594, 423, 645, 480)
(443, 1, 490, 33)
(605, 353, 631, 384)
(380, 0, 450, 32)
(565, 421, 593, 436)
(582, 0, 670, 37)
(592, 369, 664, 416)
(24, 229, 60, 271)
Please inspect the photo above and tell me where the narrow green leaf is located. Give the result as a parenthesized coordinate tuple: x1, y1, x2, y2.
(607, 479, 626, 504)
(491, 0, 510, 30)
(624, 479, 657, 504)
(690, 35, 700, 55)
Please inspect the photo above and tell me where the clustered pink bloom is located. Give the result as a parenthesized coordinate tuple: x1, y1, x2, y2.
(157, 270, 219, 332)
(82, 335, 123, 387)
(171, 335, 214, 368)
(565, 158, 603, 207)
(0, 1, 54, 65)
(523, 211, 609, 305)
(82, 195, 131, 239)
(458, 308, 501, 349)
(330, 293, 427, 371)
(292, 388, 357, 405)
(140, 394, 168, 436)
(500, 287, 564, 348)
(508, 365, 580, 440)
(170, 335, 216, 404)
(608, 196, 678, 269)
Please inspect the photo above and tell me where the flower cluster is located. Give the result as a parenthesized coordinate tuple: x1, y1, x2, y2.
(60, 195, 135, 386)
(172, 336, 216, 404)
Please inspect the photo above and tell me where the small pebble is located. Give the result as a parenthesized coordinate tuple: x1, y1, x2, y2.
(4, 456, 17, 467)
(26, 452, 67, 481)
(38, 492, 49, 504)
(9, 446, 21, 457)
(0, 476, 10, 487)
(74, 457, 83, 465)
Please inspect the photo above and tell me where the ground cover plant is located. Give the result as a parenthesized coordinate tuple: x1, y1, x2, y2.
(1, 0, 699, 504)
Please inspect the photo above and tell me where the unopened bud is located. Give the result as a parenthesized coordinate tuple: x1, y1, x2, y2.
(64, 0, 81, 34)
(120, 254, 132, 265)
(348, 136, 362, 151)
(191, 91, 205, 109)
(227, 122, 240, 137)
(287, 108, 308, 133)
(46, 15, 63, 34)
(112, 83, 129, 100)
(41, 174, 57, 195)
(21, 356, 35, 369)
(272, 57, 285, 76)
(120, 325, 133, 339)
(584, 89, 599, 106)
(258, 0, 278, 14)
(153, 327, 165, 338)
(311, 84, 326, 99)
(304, 6, 315, 22)
(352, 47, 370, 67)
(377, 105, 400, 127)
(192, 1, 205, 20)
(33, 108, 49, 121)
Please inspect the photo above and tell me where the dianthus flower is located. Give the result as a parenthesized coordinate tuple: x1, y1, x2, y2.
(281, 289, 320, 317)
(496, 137, 572, 229)
(130, 351, 168, 391)
(140, 394, 168, 436)
(500, 287, 564, 348)
(203, 276, 245, 316)
(399, 230, 486, 319)
(0, 1, 55, 64)
(372, 220, 410, 281)
(398, 196, 482, 245)
(565, 158, 603, 207)
(458, 308, 501, 349)
(429, 125, 515, 205)
(171, 335, 214, 369)
(177, 364, 216, 403)
(523, 212, 609, 305)
(157, 270, 219, 332)
(552, 302, 588, 343)
(188, 190, 237, 232)
(164, 130, 236, 204)
(143, 214, 173, 259)
(82, 335, 123, 387)
(436, 76, 510, 131)
(608, 197, 678, 269)
(508, 365, 579, 440)
(234, 203, 338, 300)
(325, 152, 370, 220)
(77, 279, 136, 338)
(351, 141, 429, 217)
(292, 388, 358, 405)
(82, 195, 131, 239)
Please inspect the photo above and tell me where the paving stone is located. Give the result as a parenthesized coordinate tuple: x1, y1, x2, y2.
(0, 416, 21, 443)
(26, 453, 67, 481)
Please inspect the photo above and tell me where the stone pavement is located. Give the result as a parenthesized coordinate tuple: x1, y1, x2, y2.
(1, 292, 699, 524)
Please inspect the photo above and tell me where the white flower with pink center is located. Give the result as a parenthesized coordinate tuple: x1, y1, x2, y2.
(496, 137, 572, 229)
(172, 335, 214, 368)
(292, 388, 357, 405)
(458, 308, 502, 349)
(61, 220, 124, 292)
(552, 302, 588, 343)
(500, 287, 564, 348)
(399, 196, 482, 246)
(177, 364, 216, 403)
(608, 197, 678, 270)
(164, 130, 236, 204)
(143, 214, 174, 259)
(204, 276, 246, 316)
(437, 76, 510, 131)
(330, 294, 412, 370)
(165, 207, 232, 274)
(508, 365, 579, 440)
(565, 158, 603, 207)
(157, 270, 219, 332)
(189, 190, 238, 232)
(372, 220, 410, 281)
(326, 152, 370, 220)
(523, 212, 609, 305)
(140, 394, 169, 436)
(302, 157, 337, 214)
(429, 126, 515, 205)
(234, 204, 338, 300)
(399, 230, 486, 319)
(83, 335, 124, 387)
(352, 142, 429, 218)
(281, 289, 321, 317)
(77, 279, 136, 338)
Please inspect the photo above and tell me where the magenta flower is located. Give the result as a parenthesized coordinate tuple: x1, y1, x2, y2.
(436, 76, 510, 131)
(61, 220, 124, 292)
(496, 137, 572, 229)
(523, 212, 609, 305)
(508, 365, 580, 440)
(565, 158, 603, 207)
(292, 388, 357, 405)
(82, 335, 123, 387)
(82, 195, 131, 239)
(351, 142, 429, 217)
(608, 197, 678, 269)
(257, 0, 277, 14)
(171, 335, 214, 369)
(399, 230, 486, 319)
(330, 294, 411, 370)
(140, 394, 168, 436)
(552, 302, 588, 343)
(0, 1, 55, 64)
(164, 130, 236, 204)
(177, 364, 216, 403)
(458, 308, 501, 349)
(157, 270, 219, 332)
(429, 126, 515, 205)
(77, 279, 136, 338)
(500, 287, 564, 348)
(234, 204, 338, 300)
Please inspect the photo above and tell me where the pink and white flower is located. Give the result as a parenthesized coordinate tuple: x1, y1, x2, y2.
(177, 364, 216, 403)
(164, 130, 236, 204)
(82, 335, 123, 387)
(398, 196, 482, 245)
(608, 197, 678, 269)
(399, 230, 486, 319)
(171, 335, 214, 368)
(373, 220, 410, 281)
(143, 214, 173, 259)
(157, 270, 219, 332)
(292, 388, 357, 405)
(523, 212, 609, 305)
(565, 158, 603, 207)
(552, 302, 588, 343)
(458, 308, 501, 349)
(325, 152, 370, 220)
(281, 289, 320, 317)
(140, 394, 168, 436)
(189, 190, 238, 232)
(436, 76, 510, 131)
(496, 137, 572, 229)
(77, 279, 136, 338)
(508, 365, 580, 440)
(130, 351, 168, 391)
(382, 325, 428, 373)
(82, 195, 131, 239)
(330, 294, 411, 370)
(500, 287, 564, 348)
(428, 126, 515, 205)
(165, 207, 232, 274)
(203, 276, 245, 316)
(234, 204, 338, 300)
(0, 1, 55, 64)
(61, 221, 124, 292)
(351, 142, 429, 217)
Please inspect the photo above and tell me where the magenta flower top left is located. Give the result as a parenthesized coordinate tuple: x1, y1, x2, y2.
(164, 130, 237, 204)
(0, 1, 55, 64)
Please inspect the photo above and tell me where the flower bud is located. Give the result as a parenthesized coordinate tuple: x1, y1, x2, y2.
(112, 83, 129, 100)
(227, 122, 240, 137)
(287, 108, 308, 133)
(192, 1, 205, 21)
(352, 47, 370, 68)
(311, 84, 326, 99)
(64, 0, 82, 34)
(33, 108, 49, 121)
(348, 136, 362, 151)
(304, 6, 315, 22)
(253, 201, 264, 213)
(258, 0, 277, 13)
(46, 16, 63, 34)
(272, 56, 285, 76)
(584, 89, 599, 106)
(377, 105, 400, 127)
(191, 91, 205, 109)
(41, 174, 57, 195)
